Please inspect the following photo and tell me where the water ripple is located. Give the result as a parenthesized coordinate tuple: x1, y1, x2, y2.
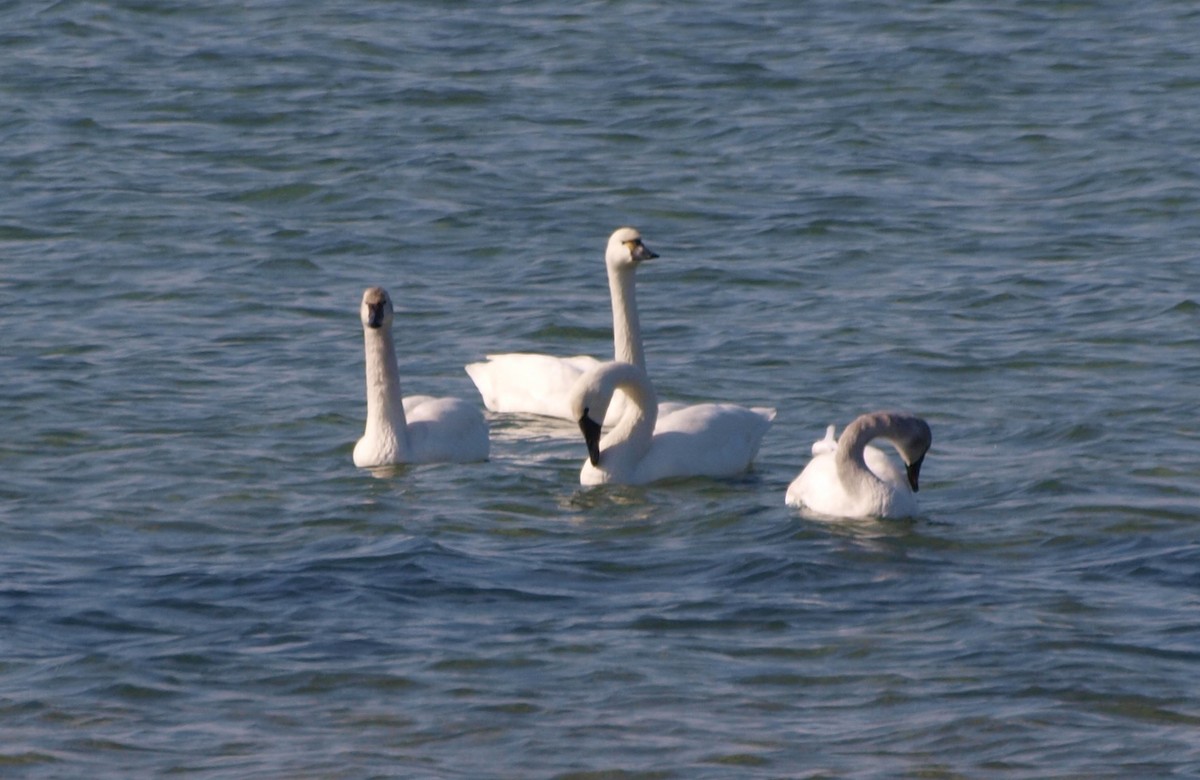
(3, 0, 1200, 776)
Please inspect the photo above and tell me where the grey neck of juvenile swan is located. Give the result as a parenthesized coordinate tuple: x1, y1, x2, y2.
(363, 323, 409, 453)
(608, 263, 644, 370)
(834, 412, 902, 496)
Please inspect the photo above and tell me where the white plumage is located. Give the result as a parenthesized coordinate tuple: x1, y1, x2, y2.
(785, 412, 931, 519)
(465, 227, 657, 425)
(569, 361, 775, 486)
(353, 287, 489, 467)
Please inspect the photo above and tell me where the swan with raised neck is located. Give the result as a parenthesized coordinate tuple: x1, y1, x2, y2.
(353, 286, 489, 467)
(605, 226, 655, 370)
(786, 411, 931, 519)
(570, 361, 775, 486)
(464, 227, 657, 422)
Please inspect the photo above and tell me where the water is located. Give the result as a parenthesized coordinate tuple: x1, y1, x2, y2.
(3, 0, 1200, 776)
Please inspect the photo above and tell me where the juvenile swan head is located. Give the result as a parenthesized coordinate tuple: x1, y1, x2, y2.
(605, 227, 658, 271)
(859, 410, 931, 489)
(361, 286, 394, 330)
(785, 411, 932, 519)
(887, 413, 933, 492)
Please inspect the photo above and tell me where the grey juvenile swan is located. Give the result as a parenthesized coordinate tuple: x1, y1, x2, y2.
(785, 412, 931, 519)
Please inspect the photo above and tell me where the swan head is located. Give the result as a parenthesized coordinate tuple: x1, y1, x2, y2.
(569, 362, 656, 469)
(571, 376, 612, 467)
(888, 414, 932, 492)
(579, 411, 603, 466)
(606, 227, 658, 271)
(360, 286, 394, 330)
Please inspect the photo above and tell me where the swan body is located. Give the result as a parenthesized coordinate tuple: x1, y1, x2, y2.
(353, 287, 489, 467)
(785, 412, 931, 519)
(465, 227, 657, 424)
(570, 361, 775, 486)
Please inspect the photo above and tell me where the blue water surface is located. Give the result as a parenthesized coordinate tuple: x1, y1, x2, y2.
(2, 1, 1199, 777)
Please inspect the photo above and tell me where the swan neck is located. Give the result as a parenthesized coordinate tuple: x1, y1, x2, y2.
(619, 369, 657, 432)
(601, 366, 657, 463)
(609, 264, 644, 369)
(834, 417, 885, 494)
(363, 326, 409, 450)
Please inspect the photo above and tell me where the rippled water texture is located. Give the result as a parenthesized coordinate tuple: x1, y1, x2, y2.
(2, 1, 1199, 777)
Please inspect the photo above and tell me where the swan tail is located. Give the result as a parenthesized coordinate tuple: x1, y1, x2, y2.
(463, 361, 501, 411)
(752, 407, 777, 423)
(811, 424, 838, 456)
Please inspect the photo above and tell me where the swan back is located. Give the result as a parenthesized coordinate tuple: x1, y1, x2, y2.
(465, 353, 601, 420)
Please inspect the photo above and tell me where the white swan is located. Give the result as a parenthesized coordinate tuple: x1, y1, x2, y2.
(353, 287, 489, 467)
(465, 227, 658, 424)
(785, 412, 931, 519)
(569, 361, 776, 486)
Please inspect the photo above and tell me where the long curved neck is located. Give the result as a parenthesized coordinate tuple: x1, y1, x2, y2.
(834, 415, 889, 496)
(600, 364, 658, 464)
(363, 326, 409, 452)
(608, 264, 644, 369)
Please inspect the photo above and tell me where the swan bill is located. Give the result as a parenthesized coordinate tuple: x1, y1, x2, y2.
(579, 411, 603, 466)
(627, 238, 658, 263)
(366, 302, 387, 329)
(906, 455, 924, 492)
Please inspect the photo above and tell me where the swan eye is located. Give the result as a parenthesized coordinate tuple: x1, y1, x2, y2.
(624, 238, 656, 261)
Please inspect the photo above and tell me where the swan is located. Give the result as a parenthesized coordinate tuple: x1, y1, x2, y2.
(569, 361, 776, 486)
(785, 412, 932, 519)
(353, 286, 489, 467)
(465, 227, 658, 424)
